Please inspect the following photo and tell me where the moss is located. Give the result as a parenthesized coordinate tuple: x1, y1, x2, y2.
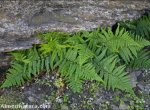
(0, 91, 22, 105)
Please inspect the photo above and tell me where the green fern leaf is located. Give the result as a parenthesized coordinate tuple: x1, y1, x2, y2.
(67, 76, 83, 93)
(1, 62, 26, 87)
(99, 55, 133, 93)
(129, 49, 150, 69)
(78, 45, 94, 66)
(119, 13, 150, 39)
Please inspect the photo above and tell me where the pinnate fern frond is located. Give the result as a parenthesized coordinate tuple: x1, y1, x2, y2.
(1, 47, 52, 88)
(1, 62, 25, 87)
(119, 13, 150, 39)
(98, 26, 150, 64)
(59, 47, 103, 92)
(92, 46, 133, 93)
(129, 49, 150, 69)
(100, 55, 132, 93)
(136, 13, 150, 39)
(99, 26, 140, 52)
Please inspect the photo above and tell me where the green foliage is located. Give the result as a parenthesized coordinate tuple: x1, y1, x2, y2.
(119, 13, 150, 39)
(129, 49, 150, 69)
(1, 47, 41, 87)
(118, 13, 150, 69)
(92, 46, 133, 93)
(1, 21, 150, 94)
(98, 26, 143, 64)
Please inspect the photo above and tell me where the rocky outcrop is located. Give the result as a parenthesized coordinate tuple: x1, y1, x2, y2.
(0, 0, 150, 52)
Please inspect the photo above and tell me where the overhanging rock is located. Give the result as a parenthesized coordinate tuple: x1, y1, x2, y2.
(0, 0, 150, 52)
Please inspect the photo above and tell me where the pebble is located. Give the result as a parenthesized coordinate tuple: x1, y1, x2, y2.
(28, 96, 36, 103)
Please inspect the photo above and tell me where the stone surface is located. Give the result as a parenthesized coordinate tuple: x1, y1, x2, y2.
(129, 71, 138, 88)
(0, 0, 150, 52)
(0, 69, 150, 110)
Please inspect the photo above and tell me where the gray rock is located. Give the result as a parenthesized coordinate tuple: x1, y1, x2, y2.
(93, 97, 104, 105)
(130, 71, 138, 88)
(0, 0, 150, 52)
(28, 96, 36, 103)
(111, 104, 119, 110)
(41, 101, 51, 109)
(137, 83, 145, 91)
(134, 70, 143, 77)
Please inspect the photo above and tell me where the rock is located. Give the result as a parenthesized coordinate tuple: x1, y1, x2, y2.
(41, 101, 51, 109)
(133, 70, 143, 77)
(111, 104, 119, 110)
(56, 96, 63, 103)
(28, 96, 36, 103)
(0, 53, 11, 67)
(137, 83, 145, 91)
(129, 71, 138, 88)
(0, 1, 150, 52)
(94, 97, 105, 105)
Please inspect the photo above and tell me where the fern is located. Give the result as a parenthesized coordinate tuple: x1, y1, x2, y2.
(1, 62, 25, 87)
(92, 46, 133, 93)
(129, 49, 150, 69)
(1, 23, 150, 94)
(98, 26, 150, 64)
(1, 47, 41, 87)
(136, 13, 150, 39)
(119, 13, 150, 39)
(100, 27, 136, 50)
(100, 55, 132, 93)
(59, 45, 103, 92)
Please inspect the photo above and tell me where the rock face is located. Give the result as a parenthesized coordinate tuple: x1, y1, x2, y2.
(0, 0, 150, 52)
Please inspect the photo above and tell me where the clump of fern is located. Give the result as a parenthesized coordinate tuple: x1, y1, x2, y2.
(1, 25, 150, 94)
(119, 13, 150, 40)
(118, 12, 150, 69)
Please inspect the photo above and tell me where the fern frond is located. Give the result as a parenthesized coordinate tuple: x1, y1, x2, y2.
(92, 46, 133, 93)
(100, 55, 132, 93)
(67, 76, 83, 93)
(77, 44, 94, 66)
(1, 47, 52, 88)
(10, 51, 30, 63)
(134, 35, 150, 47)
(1, 62, 28, 87)
(99, 26, 140, 52)
(136, 14, 150, 39)
(81, 28, 100, 51)
(129, 49, 150, 69)
(119, 13, 150, 39)
(98, 26, 150, 64)
(119, 46, 138, 64)
(81, 63, 102, 82)
(39, 32, 70, 43)
(59, 45, 103, 92)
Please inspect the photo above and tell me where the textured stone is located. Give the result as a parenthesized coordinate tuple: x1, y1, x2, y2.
(0, 0, 150, 52)
(130, 71, 138, 88)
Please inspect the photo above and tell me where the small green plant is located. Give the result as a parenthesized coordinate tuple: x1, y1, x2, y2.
(54, 78, 64, 88)
(1, 14, 150, 95)
(62, 94, 69, 104)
